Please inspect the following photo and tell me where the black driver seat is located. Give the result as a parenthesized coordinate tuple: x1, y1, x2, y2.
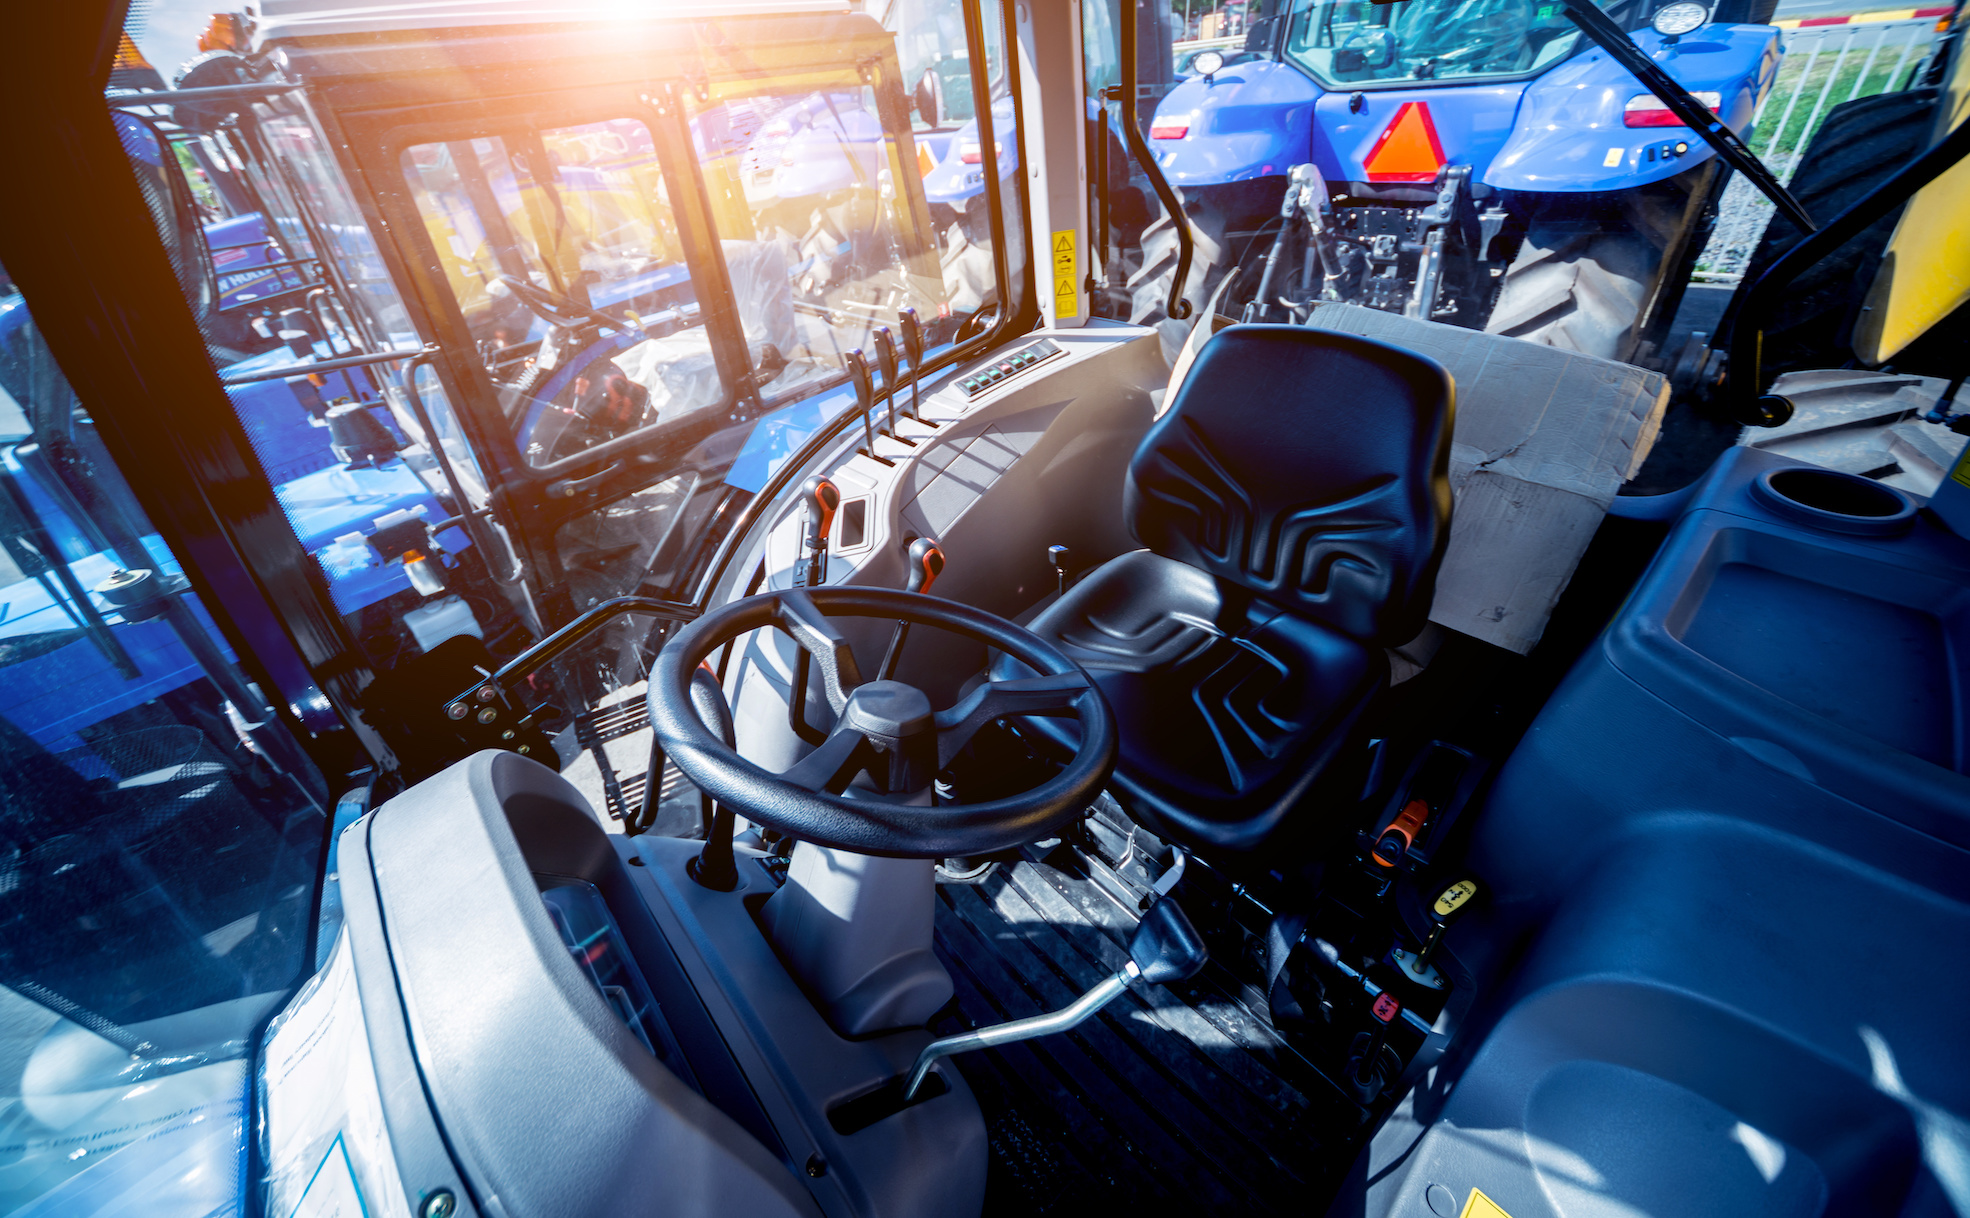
(994, 324, 1453, 852)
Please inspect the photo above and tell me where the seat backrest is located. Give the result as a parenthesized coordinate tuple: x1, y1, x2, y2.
(1124, 325, 1453, 643)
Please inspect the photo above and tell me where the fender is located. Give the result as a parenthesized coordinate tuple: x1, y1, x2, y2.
(921, 95, 1019, 209)
(1486, 23, 1781, 191)
(1145, 59, 1322, 186)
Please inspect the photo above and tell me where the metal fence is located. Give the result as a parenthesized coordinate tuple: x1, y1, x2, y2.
(1694, 16, 1948, 280)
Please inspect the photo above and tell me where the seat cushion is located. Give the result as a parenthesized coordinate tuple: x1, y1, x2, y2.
(993, 551, 1384, 852)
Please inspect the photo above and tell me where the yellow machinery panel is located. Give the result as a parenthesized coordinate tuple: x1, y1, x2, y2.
(1855, 16, 1970, 364)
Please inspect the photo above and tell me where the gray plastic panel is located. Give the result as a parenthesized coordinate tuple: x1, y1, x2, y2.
(334, 815, 483, 1218)
(624, 835, 988, 1218)
(364, 752, 818, 1218)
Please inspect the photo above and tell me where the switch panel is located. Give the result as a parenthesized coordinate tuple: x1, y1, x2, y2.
(956, 338, 1063, 398)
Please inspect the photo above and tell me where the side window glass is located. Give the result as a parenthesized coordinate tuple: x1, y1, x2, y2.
(0, 276, 325, 1214)
(401, 121, 725, 469)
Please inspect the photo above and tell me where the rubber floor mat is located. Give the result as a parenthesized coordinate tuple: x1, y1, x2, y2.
(930, 855, 1364, 1215)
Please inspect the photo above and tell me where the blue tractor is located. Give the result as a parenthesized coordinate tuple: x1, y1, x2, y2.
(1133, 0, 1783, 365)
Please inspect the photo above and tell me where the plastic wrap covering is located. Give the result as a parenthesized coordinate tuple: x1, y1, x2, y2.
(725, 238, 799, 361)
(603, 240, 799, 427)
(0, 985, 260, 1215)
(258, 930, 412, 1218)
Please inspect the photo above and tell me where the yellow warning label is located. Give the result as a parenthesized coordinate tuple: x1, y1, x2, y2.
(1459, 1188, 1517, 1218)
(1952, 439, 1970, 489)
(1051, 228, 1078, 318)
(1434, 878, 1479, 918)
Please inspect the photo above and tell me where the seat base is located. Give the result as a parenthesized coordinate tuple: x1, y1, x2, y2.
(995, 550, 1384, 853)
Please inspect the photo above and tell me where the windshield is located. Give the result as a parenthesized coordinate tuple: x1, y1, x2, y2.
(1285, 0, 1586, 88)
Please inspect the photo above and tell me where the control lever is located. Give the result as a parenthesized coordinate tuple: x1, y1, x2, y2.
(905, 897, 1207, 1099)
(687, 666, 740, 891)
(878, 537, 945, 681)
(1048, 544, 1070, 600)
(793, 474, 840, 590)
(789, 476, 841, 747)
(1371, 798, 1430, 869)
(872, 327, 916, 446)
(1345, 991, 1403, 1102)
(1395, 876, 1478, 988)
(898, 307, 937, 427)
(845, 350, 893, 467)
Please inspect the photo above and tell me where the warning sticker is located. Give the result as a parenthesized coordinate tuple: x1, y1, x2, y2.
(1602, 146, 1624, 168)
(1460, 1188, 1518, 1218)
(1052, 229, 1078, 318)
(1952, 440, 1970, 488)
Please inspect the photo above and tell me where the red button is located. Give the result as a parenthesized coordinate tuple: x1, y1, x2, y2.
(1372, 992, 1401, 1023)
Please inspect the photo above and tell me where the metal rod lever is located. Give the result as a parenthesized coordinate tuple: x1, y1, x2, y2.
(872, 327, 916, 445)
(906, 964, 1139, 1100)
(845, 351, 893, 466)
(899, 307, 937, 427)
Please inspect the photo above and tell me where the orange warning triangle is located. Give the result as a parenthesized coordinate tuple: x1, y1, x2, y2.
(918, 142, 937, 178)
(1364, 102, 1446, 183)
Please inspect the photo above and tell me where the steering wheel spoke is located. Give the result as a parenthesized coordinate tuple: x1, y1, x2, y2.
(776, 589, 865, 715)
(651, 585, 1115, 858)
(934, 672, 1089, 770)
(780, 726, 872, 794)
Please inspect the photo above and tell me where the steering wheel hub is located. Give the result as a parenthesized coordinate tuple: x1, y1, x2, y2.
(649, 586, 1118, 858)
(840, 680, 937, 794)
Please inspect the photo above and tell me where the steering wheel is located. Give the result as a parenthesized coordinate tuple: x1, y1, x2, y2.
(496, 273, 634, 333)
(649, 586, 1117, 858)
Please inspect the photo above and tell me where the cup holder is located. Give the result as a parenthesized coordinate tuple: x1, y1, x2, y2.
(1752, 467, 1917, 537)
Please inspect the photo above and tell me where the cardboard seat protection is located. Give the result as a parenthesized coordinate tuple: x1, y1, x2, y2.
(1305, 304, 1668, 654)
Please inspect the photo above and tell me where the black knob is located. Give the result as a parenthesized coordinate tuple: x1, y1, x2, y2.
(906, 537, 945, 594)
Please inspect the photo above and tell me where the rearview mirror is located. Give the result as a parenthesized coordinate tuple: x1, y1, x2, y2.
(914, 68, 946, 129)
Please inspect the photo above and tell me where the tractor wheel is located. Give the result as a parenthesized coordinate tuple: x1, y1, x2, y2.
(1483, 223, 1662, 360)
(1484, 171, 1707, 362)
(1734, 88, 1938, 383)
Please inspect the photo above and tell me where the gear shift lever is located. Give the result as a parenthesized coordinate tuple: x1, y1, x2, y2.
(846, 350, 893, 467)
(904, 897, 1207, 1099)
(789, 476, 841, 747)
(879, 537, 945, 680)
